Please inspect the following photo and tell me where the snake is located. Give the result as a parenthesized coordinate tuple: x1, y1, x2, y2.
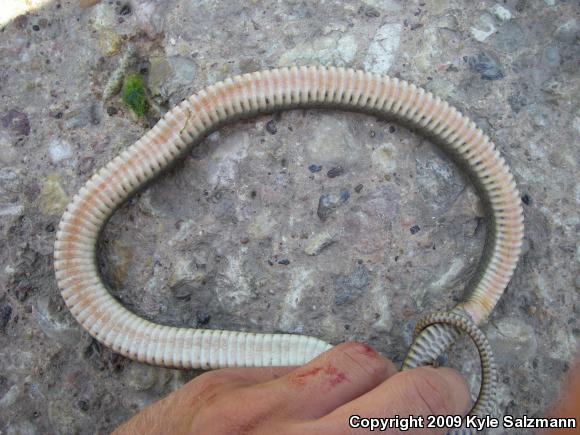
(54, 66, 524, 417)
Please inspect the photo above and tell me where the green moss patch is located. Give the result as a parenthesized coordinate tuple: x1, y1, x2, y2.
(122, 74, 147, 117)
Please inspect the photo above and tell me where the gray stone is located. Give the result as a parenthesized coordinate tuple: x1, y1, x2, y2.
(554, 19, 579, 44)
(333, 265, 372, 305)
(317, 189, 350, 221)
(468, 52, 504, 80)
(363, 23, 402, 75)
(361, 0, 401, 12)
(305, 115, 360, 165)
(48, 399, 87, 433)
(490, 4, 512, 22)
(125, 363, 159, 391)
(489, 23, 525, 53)
(35, 295, 82, 347)
(5, 421, 38, 435)
(0, 130, 18, 164)
(1, 108, 30, 136)
(149, 56, 197, 103)
(0, 384, 21, 409)
(304, 231, 336, 256)
(63, 105, 100, 129)
(279, 35, 358, 67)
(542, 46, 561, 69)
(470, 13, 497, 42)
(489, 318, 538, 361)
(0, 204, 24, 218)
(48, 138, 73, 163)
(415, 145, 465, 208)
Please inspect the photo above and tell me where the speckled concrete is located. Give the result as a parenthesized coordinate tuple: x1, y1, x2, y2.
(0, 0, 578, 433)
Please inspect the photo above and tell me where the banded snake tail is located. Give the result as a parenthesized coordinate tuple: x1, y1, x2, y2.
(54, 66, 524, 417)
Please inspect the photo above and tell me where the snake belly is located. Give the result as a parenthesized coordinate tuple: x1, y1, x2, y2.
(54, 66, 524, 371)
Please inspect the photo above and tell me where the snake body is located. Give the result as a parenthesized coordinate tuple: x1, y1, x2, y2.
(54, 66, 523, 413)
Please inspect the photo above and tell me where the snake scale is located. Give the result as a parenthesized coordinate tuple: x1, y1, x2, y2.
(54, 66, 524, 417)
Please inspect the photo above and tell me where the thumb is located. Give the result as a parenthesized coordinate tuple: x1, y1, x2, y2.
(382, 367, 471, 418)
(315, 366, 470, 435)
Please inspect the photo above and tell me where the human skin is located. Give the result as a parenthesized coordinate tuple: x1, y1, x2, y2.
(113, 342, 470, 435)
(546, 360, 580, 435)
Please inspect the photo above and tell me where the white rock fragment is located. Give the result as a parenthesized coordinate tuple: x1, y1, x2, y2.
(148, 56, 197, 104)
(470, 13, 497, 42)
(489, 318, 538, 360)
(0, 131, 17, 164)
(415, 27, 441, 73)
(361, 0, 402, 11)
(279, 269, 313, 332)
(48, 139, 73, 163)
(490, 4, 512, 22)
(0, 204, 24, 217)
(544, 0, 555, 5)
(364, 23, 402, 75)
(372, 143, 397, 173)
(306, 115, 359, 164)
(0, 384, 21, 408)
(573, 117, 580, 135)
(278, 35, 358, 67)
(305, 231, 335, 256)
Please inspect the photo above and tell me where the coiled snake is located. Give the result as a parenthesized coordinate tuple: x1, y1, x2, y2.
(54, 66, 524, 418)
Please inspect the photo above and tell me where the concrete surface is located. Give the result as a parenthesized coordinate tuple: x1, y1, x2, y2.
(0, 0, 578, 433)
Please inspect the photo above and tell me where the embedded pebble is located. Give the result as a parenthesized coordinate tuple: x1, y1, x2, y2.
(63, 105, 100, 129)
(361, 0, 401, 11)
(0, 384, 21, 408)
(39, 175, 69, 216)
(0, 305, 12, 330)
(364, 23, 403, 75)
(520, 238, 531, 256)
(36, 295, 82, 347)
(490, 4, 512, 22)
(305, 116, 360, 164)
(0, 204, 24, 218)
(305, 231, 336, 256)
(327, 166, 344, 178)
(468, 52, 504, 80)
(554, 19, 579, 44)
(278, 35, 358, 66)
(470, 14, 497, 42)
(48, 139, 73, 163)
(317, 189, 350, 221)
(489, 318, 538, 361)
(148, 56, 197, 103)
(265, 120, 277, 135)
(125, 364, 159, 391)
(333, 265, 371, 306)
(372, 143, 397, 173)
(308, 164, 322, 173)
(490, 23, 525, 53)
(1, 109, 30, 136)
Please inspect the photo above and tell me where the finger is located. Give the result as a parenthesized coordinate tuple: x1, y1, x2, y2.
(114, 366, 296, 435)
(313, 366, 470, 435)
(197, 366, 296, 385)
(268, 342, 397, 419)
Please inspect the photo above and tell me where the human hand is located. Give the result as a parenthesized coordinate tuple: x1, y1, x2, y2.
(114, 342, 470, 434)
